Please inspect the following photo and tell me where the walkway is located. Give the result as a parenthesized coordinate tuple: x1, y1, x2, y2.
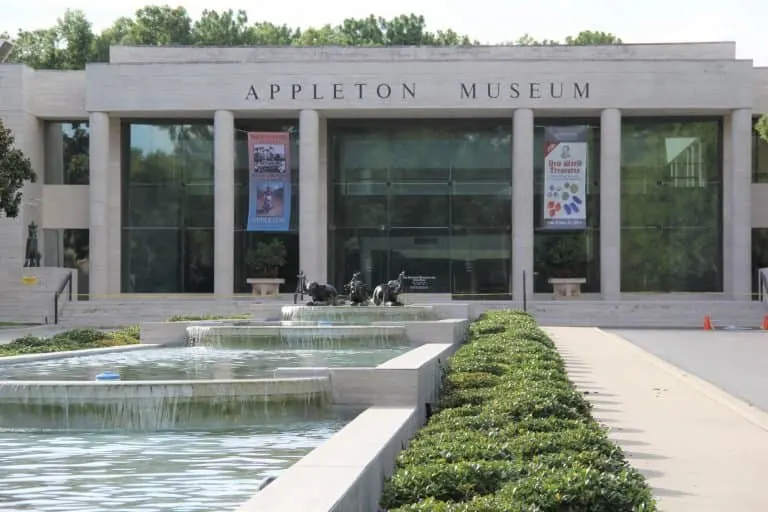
(545, 327, 768, 512)
(609, 329, 768, 412)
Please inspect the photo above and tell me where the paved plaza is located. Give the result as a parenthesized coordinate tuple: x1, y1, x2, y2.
(546, 327, 768, 512)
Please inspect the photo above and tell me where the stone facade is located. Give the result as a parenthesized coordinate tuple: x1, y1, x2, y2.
(0, 42, 767, 302)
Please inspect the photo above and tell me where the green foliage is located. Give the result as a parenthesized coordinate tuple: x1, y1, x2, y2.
(245, 239, 287, 278)
(4, 9, 624, 71)
(757, 115, 768, 143)
(0, 120, 37, 218)
(508, 30, 622, 46)
(166, 313, 251, 322)
(0, 326, 140, 357)
(380, 310, 657, 511)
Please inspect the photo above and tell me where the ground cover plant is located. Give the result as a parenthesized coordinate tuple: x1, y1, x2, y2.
(380, 310, 657, 511)
(167, 314, 251, 322)
(0, 327, 140, 357)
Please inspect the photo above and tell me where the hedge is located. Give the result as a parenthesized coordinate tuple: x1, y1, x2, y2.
(380, 310, 657, 512)
(0, 327, 140, 357)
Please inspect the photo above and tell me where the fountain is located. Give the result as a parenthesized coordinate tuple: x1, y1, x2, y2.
(0, 268, 464, 512)
(0, 377, 332, 430)
(186, 324, 409, 349)
(281, 270, 440, 323)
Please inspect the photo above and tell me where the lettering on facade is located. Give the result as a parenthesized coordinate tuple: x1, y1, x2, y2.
(459, 81, 590, 100)
(244, 80, 591, 102)
(245, 82, 417, 101)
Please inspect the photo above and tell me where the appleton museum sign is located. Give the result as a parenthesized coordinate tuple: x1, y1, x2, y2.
(244, 81, 592, 102)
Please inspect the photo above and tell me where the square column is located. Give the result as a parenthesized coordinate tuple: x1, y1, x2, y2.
(214, 110, 235, 297)
(600, 108, 622, 299)
(88, 112, 109, 298)
(512, 108, 534, 300)
(299, 110, 328, 283)
(724, 108, 752, 299)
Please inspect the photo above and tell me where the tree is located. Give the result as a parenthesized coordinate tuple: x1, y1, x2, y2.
(505, 30, 621, 46)
(0, 120, 37, 218)
(757, 115, 768, 142)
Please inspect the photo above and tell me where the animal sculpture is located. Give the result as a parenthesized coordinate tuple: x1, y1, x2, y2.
(305, 281, 338, 305)
(372, 271, 407, 306)
(345, 272, 369, 306)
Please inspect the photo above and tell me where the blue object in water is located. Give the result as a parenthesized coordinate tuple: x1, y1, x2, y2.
(96, 371, 121, 381)
(317, 321, 332, 326)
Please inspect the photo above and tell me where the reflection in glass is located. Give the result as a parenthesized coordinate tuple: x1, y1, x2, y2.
(44, 122, 90, 185)
(329, 120, 512, 298)
(533, 121, 601, 293)
(752, 118, 768, 183)
(233, 121, 299, 293)
(42, 228, 90, 299)
(620, 119, 722, 292)
(751, 228, 768, 298)
(121, 122, 215, 293)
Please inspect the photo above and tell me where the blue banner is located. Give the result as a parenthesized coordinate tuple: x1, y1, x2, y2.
(246, 131, 292, 232)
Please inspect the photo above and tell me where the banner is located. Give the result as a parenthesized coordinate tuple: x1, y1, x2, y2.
(542, 126, 588, 230)
(247, 132, 292, 232)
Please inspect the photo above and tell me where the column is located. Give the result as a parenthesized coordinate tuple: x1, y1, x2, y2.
(600, 108, 622, 299)
(106, 117, 122, 294)
(512, 108, 534, 300)
(724, 108, 752, 300)
(214, 110, 235, 298)
(88, 112, 109, 298)
(299, 110, 327, 283)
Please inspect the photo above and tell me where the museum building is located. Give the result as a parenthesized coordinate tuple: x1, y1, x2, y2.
(1, 42, 768, 300)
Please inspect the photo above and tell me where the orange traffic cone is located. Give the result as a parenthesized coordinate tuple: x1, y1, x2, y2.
(703, 315, 713, 331)
(761, 315, 768, 330)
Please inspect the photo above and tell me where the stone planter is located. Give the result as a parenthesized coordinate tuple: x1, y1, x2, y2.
(548, 277, 587, 299)
(246, 277, 285, 297)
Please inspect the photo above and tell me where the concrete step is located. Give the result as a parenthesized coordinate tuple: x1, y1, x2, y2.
(49, 298, 768, 329)
(526, 301, 767, 328)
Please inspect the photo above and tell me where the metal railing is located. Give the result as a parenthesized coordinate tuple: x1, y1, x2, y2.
(53, 272, 73, 324)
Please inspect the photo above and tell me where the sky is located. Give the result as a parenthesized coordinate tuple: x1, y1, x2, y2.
(1, 0, 766, 66)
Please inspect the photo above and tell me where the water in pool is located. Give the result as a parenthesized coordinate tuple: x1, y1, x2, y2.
(0, 415, 351, 512)
(0, 346, 409, 381)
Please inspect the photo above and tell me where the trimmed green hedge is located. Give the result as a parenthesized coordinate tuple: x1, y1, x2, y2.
(0, 327, 140, 357)
(380, 310, 657, 512)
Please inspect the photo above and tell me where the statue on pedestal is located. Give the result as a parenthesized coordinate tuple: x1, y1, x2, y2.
(344, 271, 370, 306)
(24, 222, 40, 268)
(372, 270, 407, 306)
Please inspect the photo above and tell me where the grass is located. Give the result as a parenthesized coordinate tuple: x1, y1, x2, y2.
(0, 327, 140, 357)
(166, 313, 251, 322)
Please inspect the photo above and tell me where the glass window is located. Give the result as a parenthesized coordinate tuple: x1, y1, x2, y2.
(752, 228, 768, 299)
(233, 121, 299, 294)
(42, 228, 90, 299)
(620, 118, 722, 292)
(121, 122, 215, 293)
(328, 120, 512, 299)
(532, 120, 601, 293)
(753, 118, 768, 183)
(44, 122, 89, 185)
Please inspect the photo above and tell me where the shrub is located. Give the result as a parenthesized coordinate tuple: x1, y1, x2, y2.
(379, 309, 657, 511)
(167, 313, 251, 322)
(0, 326, 140, 357)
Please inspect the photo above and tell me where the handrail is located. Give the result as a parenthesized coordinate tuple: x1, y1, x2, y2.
(53, 271, 73, 324)
(759, 268, 768, 305)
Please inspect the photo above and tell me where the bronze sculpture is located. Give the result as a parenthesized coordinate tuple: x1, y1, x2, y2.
(24, 222, 40, 268)
(305, 281, 339, 306)
(372, 271, 407, 306)
(344, 271, 369, 306)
